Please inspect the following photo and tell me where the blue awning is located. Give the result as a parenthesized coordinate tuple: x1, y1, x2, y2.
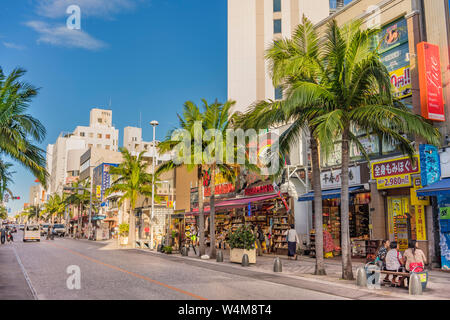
(298, 186, 364, 202)
(416, 178, 450, 197)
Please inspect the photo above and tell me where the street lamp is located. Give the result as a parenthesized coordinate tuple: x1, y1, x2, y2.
(150, 120, 159, 249)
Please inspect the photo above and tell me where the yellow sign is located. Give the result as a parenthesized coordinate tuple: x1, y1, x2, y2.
(376, 174, 412, 189)
(415, 205, 427, 241)
(96, 186, 101, 199)
(390, 65, 412, 99)
(410, 176, 430, 206)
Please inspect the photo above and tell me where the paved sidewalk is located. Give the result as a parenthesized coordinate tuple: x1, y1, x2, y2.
(139, 247, 450, 300)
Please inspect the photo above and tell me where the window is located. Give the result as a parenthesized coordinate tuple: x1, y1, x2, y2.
(106, 134, 111, 139)
(275, 86, 283, 100)
(97, 144, 101, 148)
(98, 118, 102, 123)
(88, 132, 94, 138)
(273, 0, 281, 12)
(105, 145, 110, 150)
(274, 19, 282, 34)
(80, 132, 85, 137)
(97, 133, 102, 139)
(88, 144, 93, 148)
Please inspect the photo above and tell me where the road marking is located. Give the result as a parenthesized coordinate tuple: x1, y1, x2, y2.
(48, 242, 207, 300)
(12, 246, 38, 300)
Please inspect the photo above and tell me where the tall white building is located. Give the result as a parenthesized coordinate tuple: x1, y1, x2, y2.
(46, 108, 120, 195)
(123, 126, 171, 162)
(228, 0, 330, 113)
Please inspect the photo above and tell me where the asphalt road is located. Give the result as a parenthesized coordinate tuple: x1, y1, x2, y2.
(1, 231, 381, 300)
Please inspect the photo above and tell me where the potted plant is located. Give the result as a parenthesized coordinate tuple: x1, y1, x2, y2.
(119, 223, 129, 245)
(162, 246, 173, 254)
(228, 225, 257, 264)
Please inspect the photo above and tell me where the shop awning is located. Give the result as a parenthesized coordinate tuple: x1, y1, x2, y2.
(298, 186, 364, 202)
(416, 178, 450, 197)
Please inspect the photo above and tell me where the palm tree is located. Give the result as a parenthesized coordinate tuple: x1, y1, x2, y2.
(41, 194, 65, 224)
(0, 205, 7, 220)
(25, 205, 41, 223)
(158, 100, 208, 255)
(281, 19, 440, 280)
(234, 17, 328, 275)
(106, 148, 160, 248)
(0, 67, 48, 186)
(65, 179, 92, 237)
(0, 160, 14, 200)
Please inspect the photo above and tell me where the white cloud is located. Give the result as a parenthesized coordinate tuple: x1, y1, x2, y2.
(3, 42, 26, 50)
(25, 21, 107, 51)
(35, 0, 142, 19)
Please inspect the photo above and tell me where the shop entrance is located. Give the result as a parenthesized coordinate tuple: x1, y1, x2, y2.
(387, 196, 415, 250)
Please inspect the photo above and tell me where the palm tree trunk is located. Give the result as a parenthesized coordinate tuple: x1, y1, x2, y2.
(340, 128, 354, 280)
(209, 165, 216, 258)
(198, 165, 206, 255)
(311, 137, 326, 275)
(77, 204, 81, 238)
(129, 201, 136, 248)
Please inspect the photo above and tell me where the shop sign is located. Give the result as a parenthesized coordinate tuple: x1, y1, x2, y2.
(96, 185, 101, 199)
(440, 207, 450, 220)
(418, 42, 445, 122)
(419, 144, 441, 186)
(410, 176, 430, 206)
(380, 42, 410, 73)
(320, 166, 361, 190)
(415, 205, 427, 241)
(372, 156, 420, 179)
(244, 184, 274, 196)
(379, 18, 408, 53)
(377, 174, 412, 189)
(204, 183, 235, 197)
(390, 65, 412, 99)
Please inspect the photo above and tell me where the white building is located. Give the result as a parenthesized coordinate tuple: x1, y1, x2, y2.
(123, 126, 171, 163)
(72, 108, 119, 151)
(228, 0, 330, 114)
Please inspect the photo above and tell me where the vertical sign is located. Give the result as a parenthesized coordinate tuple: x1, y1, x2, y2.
(415, 205, 427, 241)
(417, 42, 445, 122)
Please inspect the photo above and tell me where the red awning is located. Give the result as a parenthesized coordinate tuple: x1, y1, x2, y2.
(186, 193, 282, 215)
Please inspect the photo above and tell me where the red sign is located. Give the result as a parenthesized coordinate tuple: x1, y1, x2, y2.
(418, 42, 445, 122)
(204, 183, 235, 197)
(244, 184, 274, 196)
(371, 156, 420, 179)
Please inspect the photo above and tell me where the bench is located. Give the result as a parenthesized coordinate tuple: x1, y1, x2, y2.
(379, 270, 411, 287)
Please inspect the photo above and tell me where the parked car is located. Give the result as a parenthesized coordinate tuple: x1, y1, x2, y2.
(40, 224, 50, 236)
(19, 224, 25, 230)
(52, 224, 66, 237)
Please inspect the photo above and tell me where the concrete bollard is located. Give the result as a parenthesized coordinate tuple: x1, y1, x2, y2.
(409, 273, 423, 296)
(216, 250, 223, 262)
(273, 257, 282, 272)
(181, 247, 189, 256)
(241, 254, 249, 267)
(356, 267, 367, 287)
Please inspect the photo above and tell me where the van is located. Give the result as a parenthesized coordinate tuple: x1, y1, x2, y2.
(23, 224, 41, 242)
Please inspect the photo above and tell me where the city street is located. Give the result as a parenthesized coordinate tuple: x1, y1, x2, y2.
(0, 231, 400, 300)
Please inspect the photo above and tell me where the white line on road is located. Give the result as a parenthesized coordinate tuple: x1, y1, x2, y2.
(12, 245, 39, 300)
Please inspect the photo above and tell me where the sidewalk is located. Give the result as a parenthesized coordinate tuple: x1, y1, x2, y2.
(139, 247, 450, 300)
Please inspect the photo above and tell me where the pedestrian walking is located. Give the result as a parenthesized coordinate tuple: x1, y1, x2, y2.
(144, 226, 150, 239)
(284, 224, 299, 260)
(256, 225, 264, 256)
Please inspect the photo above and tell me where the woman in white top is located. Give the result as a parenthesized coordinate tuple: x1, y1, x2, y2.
(385, 241, 404, 287)
(284, 224, 300, 260)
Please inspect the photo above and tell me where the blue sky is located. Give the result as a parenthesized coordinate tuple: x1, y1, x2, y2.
(0, 0, 227, 215)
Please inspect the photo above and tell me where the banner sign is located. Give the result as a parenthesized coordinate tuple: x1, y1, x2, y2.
(415, 205, 427, 241)
(419, 144, 441, 186)
(441, 207, 450, 220)
(372, 156, 420, 190)
(418, 42, 445, 122)
(320, 166, 361, 190)
(245, 184, 274, 196)
(411, 176, 430, 206)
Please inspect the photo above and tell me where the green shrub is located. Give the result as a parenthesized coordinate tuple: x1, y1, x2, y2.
(119, 223, 129, 237)
(162, 246, 173, 254)
(228, 225, 256, 250)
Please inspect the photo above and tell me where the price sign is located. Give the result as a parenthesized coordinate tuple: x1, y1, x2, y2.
(376, 174, 412, 189)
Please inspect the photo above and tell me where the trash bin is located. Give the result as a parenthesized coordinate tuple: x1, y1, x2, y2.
(411, 266, 428, 291)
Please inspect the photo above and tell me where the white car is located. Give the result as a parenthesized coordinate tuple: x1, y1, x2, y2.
(23, 224, 41, 242)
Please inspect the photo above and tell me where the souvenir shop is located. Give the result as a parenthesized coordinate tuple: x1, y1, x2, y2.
(298, 165, 376, 260)
(170, 186, 294, 255)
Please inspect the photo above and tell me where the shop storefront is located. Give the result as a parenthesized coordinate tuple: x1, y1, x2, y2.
(298, 165, 373, 259)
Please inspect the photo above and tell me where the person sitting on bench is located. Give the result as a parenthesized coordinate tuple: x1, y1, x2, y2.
(404, 240, 427, 273)
(385, 241, 405, 287)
